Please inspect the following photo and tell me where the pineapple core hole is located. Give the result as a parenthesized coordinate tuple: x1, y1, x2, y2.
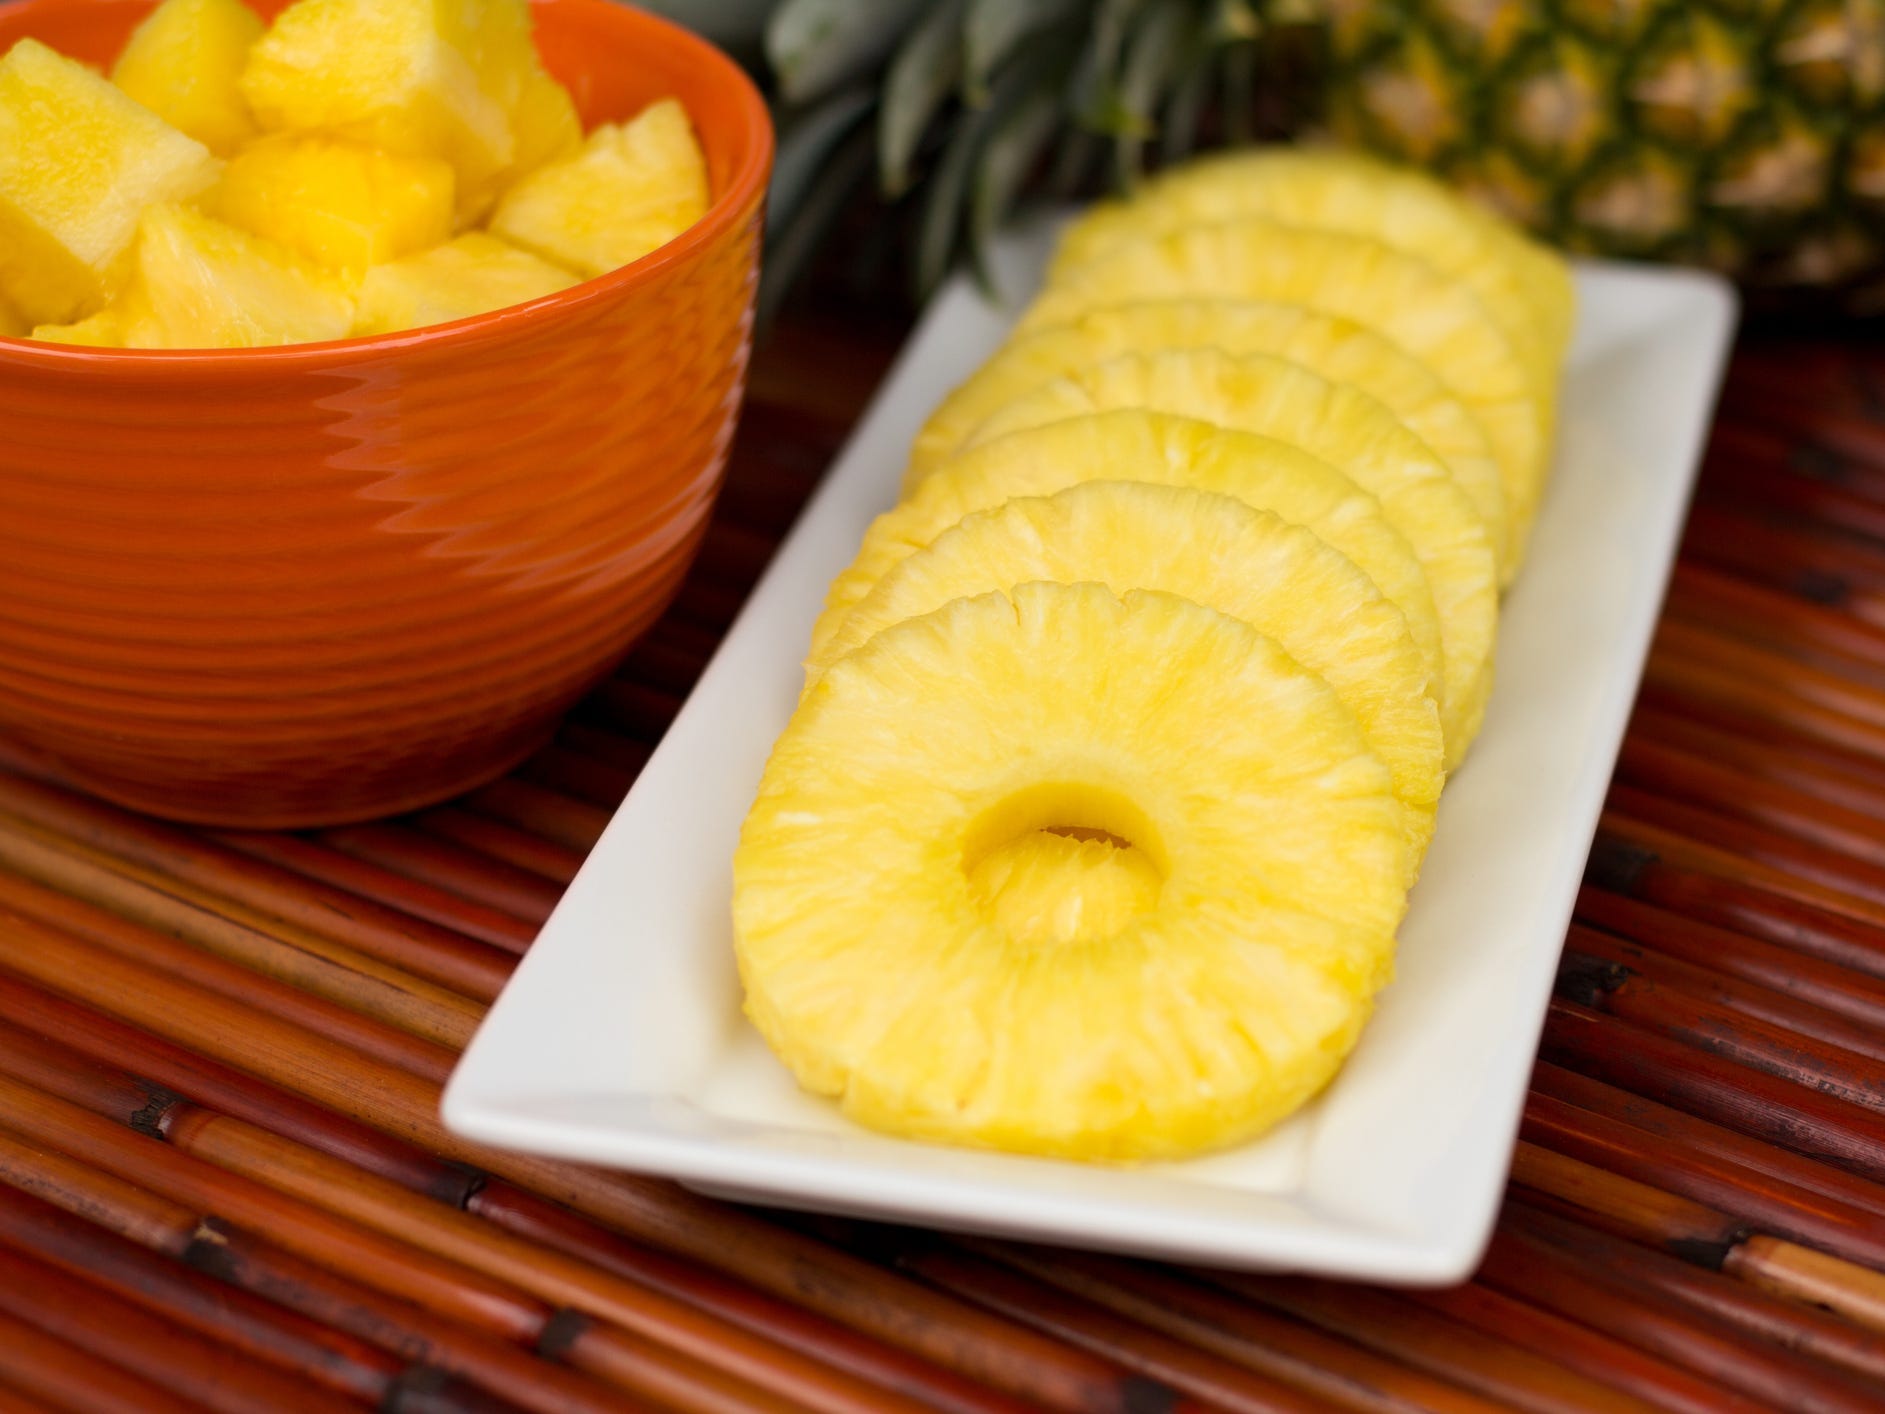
(961, 785, 1167, 949)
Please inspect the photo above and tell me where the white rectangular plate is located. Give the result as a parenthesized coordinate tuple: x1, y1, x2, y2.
(444, 221, 1737, 1283)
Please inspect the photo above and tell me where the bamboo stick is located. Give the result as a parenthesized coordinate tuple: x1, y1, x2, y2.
(415, 808, 584, 886)
(1641, 649, 1885, 760)
(0, 771, 511, 1001)
(320, 824, 561, 926)
(0, 1384, 64, 1414)
(1727, 1236, 1885, 1334)
(461, 778, 609, 855)
(1406, 1281, 1760, 1414)
(0, 874, 464, 1076)
(1666, 563, 1885, 680)
(1521, 1090, 1885, 1272)
(0, 828, 487, 1049)
(1198, 1270, 1665, 1414)
(0, 1180, 401, 1404)
(521, 743, 638, 807)
(162, 1104, 943, 1414)
(597, 679, 687, 743)
(0, 947, 1138, 1414)
(213, 832, 538, 954)
(0, 1306, 203, 1414)
(1629, 699, 1885, 812)
(0, 1131, 638, 1414)
(1558, 939, 1885, 1100)
(1542, 1000, 1885, 1184)
(1573, 889, 1885, 1032)
(1504, 1202, 1885, 1386)
(898, 1244, 1305, 1414)
(0, 1243, 359, 1414)
(555, 721, 656, 775)
(1475, 1219, 1880, 1412)
(963, 1244, 1509, 1414)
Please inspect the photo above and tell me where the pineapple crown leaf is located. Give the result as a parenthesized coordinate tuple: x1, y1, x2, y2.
(765, 0, 931, 105)
(879, 0, 966, 197)
(767, 86, 876, 230)
(963, 0, 1085, 106)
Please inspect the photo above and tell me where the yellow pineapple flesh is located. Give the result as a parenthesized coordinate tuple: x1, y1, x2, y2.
(111, 0, 265, 155)
(490, 98, 710, 278)
(908, 298, 1517, 580)
(812, 481, 1443, 876)
(350, 232, 576, 336)
(966, 350, 1498, 762)
(736, 581, 1404, 1160)
(968, 830, 1164, 955)
(1052, 147, 1574, 406)
(1022, 220, 1548, 551)
(39, 202, 355, 349)
(239, 0, 517, 205)
(0, 38, 220, 325)
(215, 135, 455, 275)
(815, 409, 1444, 719)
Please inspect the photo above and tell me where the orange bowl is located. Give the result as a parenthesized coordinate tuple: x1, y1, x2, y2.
(0, 0, 772, 826)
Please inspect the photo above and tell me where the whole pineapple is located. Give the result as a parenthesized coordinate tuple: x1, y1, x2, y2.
(747, 0, 1885, 307)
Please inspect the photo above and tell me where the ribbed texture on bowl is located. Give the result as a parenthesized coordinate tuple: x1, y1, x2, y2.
(0, 0, 771, 826)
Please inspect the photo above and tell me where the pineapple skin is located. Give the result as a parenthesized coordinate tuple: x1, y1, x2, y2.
(815, 409, 1446, 720)
(964, 349, 1500, 766)
(0, 38, 220, 326)
(1321, 0, 1885, 303)
(111, 0, 265, 156)
(736, 582, 1404, 1162)
(810, 481, 1444, 878)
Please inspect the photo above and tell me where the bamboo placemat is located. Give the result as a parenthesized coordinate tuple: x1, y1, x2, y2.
(2, 312, 1884, 1412)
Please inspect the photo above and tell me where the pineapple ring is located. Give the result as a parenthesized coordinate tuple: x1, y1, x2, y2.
(736, 581, 1406, 1161)
(814, 409, 1445, 717)
(965, 351, 1498, 764)
(904, 298, 1516, 582)
(1049, 147, 1573, 410)
(1021, 220, 1547, 554)
(808, 482, 1443, 878)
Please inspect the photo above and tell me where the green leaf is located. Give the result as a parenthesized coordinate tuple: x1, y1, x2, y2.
(758, 123, 879, 327)
(766, 0, 930, 105)
(878, 0, 965, 197)
(969, 85, 1064, 283)
(963, 0, 1079, 105)
(768, 88, 876, 231)
(1112, 0, 1197, 186)
(1159, 43, 1216, 164)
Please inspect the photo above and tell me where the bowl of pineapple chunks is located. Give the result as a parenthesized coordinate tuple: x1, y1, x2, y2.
(0, 0, 772, 826)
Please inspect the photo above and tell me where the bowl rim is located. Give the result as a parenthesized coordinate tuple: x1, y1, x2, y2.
(0, 0, 774, 372)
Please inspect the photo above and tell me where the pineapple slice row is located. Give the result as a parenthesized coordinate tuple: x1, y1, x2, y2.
(3, 0, 709, 349)
(735, 147, 1573, 1163)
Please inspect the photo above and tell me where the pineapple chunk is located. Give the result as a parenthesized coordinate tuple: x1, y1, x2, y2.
(111, 0, 264, 155)
(815, 482, 1443, 877)
(0, 38, 220, 325)
(0, 289, 24, 337)
(240, 0, 515, 199)
(816, 409, 1444, 722)
(107, 203, 354, 348)
(907, 299, 1517, 581)
(216, 136, 454, 275)
(967, 349, 1499, 763)
(1023, 220, 1546, 552)
(490, 99, 709, 278)
(737, 581, 1405, 1160)
(351, 233, 576, 336)
(32, 301, 139, 347)
(508, 66, 582, 180)
(1053, 147, 1574, 406)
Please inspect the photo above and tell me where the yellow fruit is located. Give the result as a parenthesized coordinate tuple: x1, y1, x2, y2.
(215, 135, 454, 275)
(906, 298, 1517, 581)
(507, 65, 582, 180)
(736, 581, 1404, 1160)
(490, 99, 709, 278)
(351, 232, 576, 336)
(0, 38, 219, 325)
(0, 289, 24, 337)
(1023, 221, 1547, 552)
(32, 301, 136, 347)
(1053, 147, 1573, 405)
(968, 829, 1165, 955)
(79, 202, 353, 349)
(110, 0, 264, 155)
(812, 482, 1443, 876)
(816, 410, 1444, 717)
(239, 0, 518, 205)
(966, 350, 1498, 762)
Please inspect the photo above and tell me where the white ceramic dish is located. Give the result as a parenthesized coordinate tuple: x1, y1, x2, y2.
(444, 220, 1737, 1283)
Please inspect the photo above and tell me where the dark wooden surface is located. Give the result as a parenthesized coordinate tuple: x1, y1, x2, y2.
(2, 306, 1885, 1412)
